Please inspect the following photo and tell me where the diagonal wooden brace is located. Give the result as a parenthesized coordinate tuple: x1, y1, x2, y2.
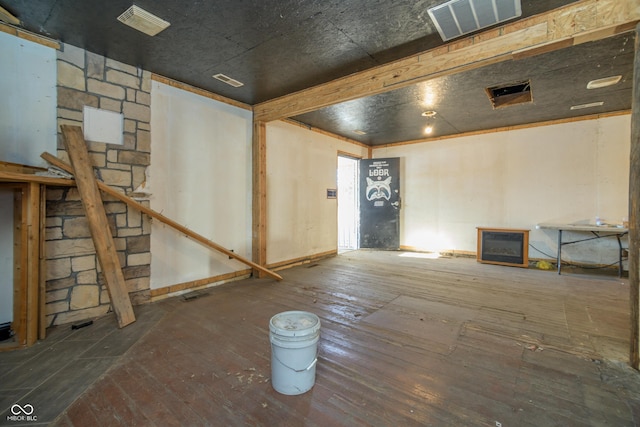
(60, 125, 136, 328)
(42, 143, 283, 282)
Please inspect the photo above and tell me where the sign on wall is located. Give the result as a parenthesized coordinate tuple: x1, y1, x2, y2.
(359, 157, 401, 249)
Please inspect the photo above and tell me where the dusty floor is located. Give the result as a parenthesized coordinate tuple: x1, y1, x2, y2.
(1, 251, 640, 426)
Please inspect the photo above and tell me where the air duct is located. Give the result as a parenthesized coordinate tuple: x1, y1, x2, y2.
(117, 5, 170, 36)
(428, 0, 522, 41)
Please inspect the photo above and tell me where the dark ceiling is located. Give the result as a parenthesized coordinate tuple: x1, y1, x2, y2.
(2, 0, 634, 146)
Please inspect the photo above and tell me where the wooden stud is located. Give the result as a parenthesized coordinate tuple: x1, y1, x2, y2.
(252, 120, 267, 277)
(253, 0, 640, 122)
(629, 23, 640, 370)
(40, 152, 283, 282)
(25, 182, 40, 345)
(14, 185, 27, 346)
(38, 184, 47, 340)
(60, 125, 135, 328)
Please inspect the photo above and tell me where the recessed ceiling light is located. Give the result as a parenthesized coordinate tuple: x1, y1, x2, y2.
(353, 130, 367, 135)
(570, 101, 604, 110)
(424, 126, 434, 135)
(421, 111, 437, 118)
(587, 75, 622, 89)
(213, 73, 244, 88)
(117, 5, 170, 36)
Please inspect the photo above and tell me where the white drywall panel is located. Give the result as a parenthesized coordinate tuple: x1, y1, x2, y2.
(375, 115, 630, 265)
(266, 121, 368, 264)
(0, 32, 56, 167)
(149, 81, 253, 289)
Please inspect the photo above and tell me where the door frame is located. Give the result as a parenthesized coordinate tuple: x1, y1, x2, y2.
(0, 182, 44, 351)
(337, 153, 361, 251)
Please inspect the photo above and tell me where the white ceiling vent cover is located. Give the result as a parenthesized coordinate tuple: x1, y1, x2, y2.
(428, 0, 522, 41)
(213, 73, 244, 88)
(117, 5, 170, 36)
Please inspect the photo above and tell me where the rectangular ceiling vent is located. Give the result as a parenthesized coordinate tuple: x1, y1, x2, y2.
(117, 5, 170, 36)
(428, 0, 522, 41)
(213, 73, 244, 88)
(486, 80, 531, 109)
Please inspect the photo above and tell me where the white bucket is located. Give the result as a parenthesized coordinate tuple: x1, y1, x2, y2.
(269, 311, 321, 395)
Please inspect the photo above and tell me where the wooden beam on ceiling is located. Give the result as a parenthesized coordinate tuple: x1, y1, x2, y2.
(254, 0, 640, 122)
(0, 5, 19, 25)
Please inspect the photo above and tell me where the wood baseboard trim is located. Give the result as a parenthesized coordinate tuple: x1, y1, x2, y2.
(267, 250, 338, 271)
(150, 269, 252, 300)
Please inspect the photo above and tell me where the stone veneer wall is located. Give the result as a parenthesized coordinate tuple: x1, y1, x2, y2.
(44, 43, 152, 326)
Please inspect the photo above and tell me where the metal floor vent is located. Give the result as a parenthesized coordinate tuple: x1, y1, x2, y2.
(428, 0, 522, 41)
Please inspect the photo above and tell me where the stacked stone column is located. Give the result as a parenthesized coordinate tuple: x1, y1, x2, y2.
(45, 43, 152, 326)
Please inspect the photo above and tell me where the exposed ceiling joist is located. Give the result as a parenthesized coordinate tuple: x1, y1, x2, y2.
(254, 0, 640, 122)
(0, 5, 19, 25)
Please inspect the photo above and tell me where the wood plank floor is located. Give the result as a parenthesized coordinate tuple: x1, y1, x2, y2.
(3, 250, 640, 426)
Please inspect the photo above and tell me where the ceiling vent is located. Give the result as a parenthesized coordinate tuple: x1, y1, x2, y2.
(428, 0, 522, 41)
(586, 75, 622, 89)
(570, 101, 604, 110)
(117, 5, 170, 36)
(486, 80, 531, 109)
(213, 73, 244, 88)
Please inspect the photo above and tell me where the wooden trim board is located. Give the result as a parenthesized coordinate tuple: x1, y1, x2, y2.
(149, 269, 252, 300)
(60, 125, 136, 328)
(629, 23, 640, 369)
(26, 182, 40, 345)
(254, 0, 640, 121)
(38, 185, 47, 340)
(252, 121, 268, 277)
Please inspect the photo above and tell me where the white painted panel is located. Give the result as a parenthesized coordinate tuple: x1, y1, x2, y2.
(0, 32, 56, 167)
(83, 106, 123, 145)
(149, 81, 253, 289)
(0, 190, 13, 324)
(266, 121, 368, 264)
(375, 115, 630, 265)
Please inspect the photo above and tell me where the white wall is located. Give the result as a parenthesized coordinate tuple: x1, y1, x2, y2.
(374, 115, 630, 265)
(0, 32, 56, 324)
(0, 32, 56, 167)
(266, 121, 369, 264)
(149, 81, 253, 289)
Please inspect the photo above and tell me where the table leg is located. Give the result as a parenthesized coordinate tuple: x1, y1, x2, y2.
(557, 229, 562, 275)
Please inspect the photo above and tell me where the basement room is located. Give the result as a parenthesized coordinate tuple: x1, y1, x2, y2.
(1, 0, 640, 425)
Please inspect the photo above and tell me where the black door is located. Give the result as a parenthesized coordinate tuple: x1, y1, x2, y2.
(359, 158, 400, 249)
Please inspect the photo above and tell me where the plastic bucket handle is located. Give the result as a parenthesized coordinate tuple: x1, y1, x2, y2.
(272, 350, 318, 373)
